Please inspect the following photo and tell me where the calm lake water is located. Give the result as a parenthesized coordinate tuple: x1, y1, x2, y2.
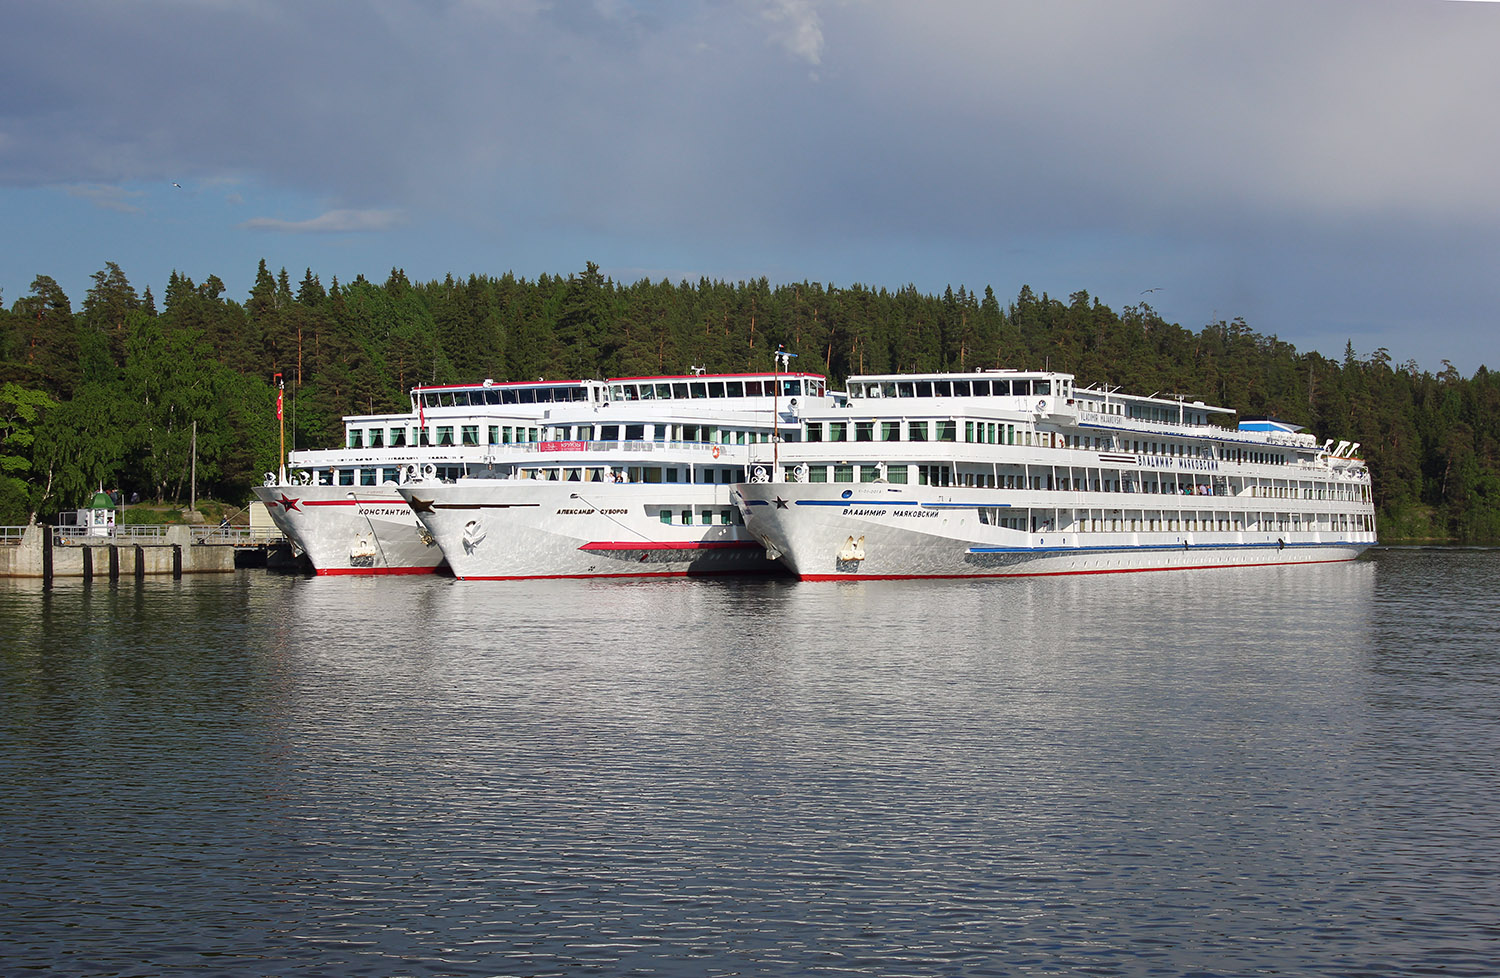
(3, 549, 1498, 977)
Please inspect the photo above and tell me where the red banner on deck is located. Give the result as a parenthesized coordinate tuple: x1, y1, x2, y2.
(538, 441, 588, 452)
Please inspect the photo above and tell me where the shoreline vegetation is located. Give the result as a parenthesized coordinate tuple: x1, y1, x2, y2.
(4, 260, 1495, 542)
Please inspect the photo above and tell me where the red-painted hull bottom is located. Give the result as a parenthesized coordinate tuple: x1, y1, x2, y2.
(314, 566, 440, 576)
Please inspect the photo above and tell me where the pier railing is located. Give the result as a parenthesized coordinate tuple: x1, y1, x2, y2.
(45, 524, 285, 547)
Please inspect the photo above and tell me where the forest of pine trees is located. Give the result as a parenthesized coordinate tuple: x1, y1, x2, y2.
(2, 259, 1496, 541)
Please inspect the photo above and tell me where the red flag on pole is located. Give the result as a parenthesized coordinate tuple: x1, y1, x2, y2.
(275, 373, 284, 420)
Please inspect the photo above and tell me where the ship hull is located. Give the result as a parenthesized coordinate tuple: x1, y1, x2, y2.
(736, 483, 1374, 580)
(399, 481, 778, 580)
(253, 485, 445, 575)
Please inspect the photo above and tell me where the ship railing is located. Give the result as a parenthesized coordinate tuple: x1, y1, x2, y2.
(0, 525, 26, 546)
(189, 525, 283, 545)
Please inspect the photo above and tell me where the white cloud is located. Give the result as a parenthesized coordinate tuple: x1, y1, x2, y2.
(240, 209, 403, 233)
(63, 183, 144, 214)
(760, 0, 825, 65)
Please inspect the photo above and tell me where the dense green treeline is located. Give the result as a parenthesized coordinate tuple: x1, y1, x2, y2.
(2, 260, 1495, 539)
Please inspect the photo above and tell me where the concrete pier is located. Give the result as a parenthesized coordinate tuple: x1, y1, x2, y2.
(0, 524, 237, 579)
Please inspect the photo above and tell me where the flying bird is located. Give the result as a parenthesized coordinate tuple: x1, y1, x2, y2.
(1140, 287, 1161, 294)
(172, 182, 182, 188)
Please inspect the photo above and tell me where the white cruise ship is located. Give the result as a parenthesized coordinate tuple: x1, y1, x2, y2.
(395, 370, 840, 579)
(734, 369, 1376, 580)
(254, 379, 606, 574)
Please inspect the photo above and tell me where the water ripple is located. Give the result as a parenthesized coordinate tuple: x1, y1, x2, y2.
(2, 553, 1498, 975)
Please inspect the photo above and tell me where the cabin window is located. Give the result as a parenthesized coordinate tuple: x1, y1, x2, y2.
(971, 380, 990, 396)
(936, 421, 956, 442)
(680, 509, 692, 524)
(881, 421, 901, 442)
(381, 467, 399, 483)
(625, 424, 645, 441)
(369, 429, 384, 448)
(660, 510, 672, 525)
(720, 510, 733, 525)
(897, 382, 915, 398)
(886, 465, 909, 484)
(487, 426, 499, 445)
(338, 469, 355, 486)
(808, 465, 828, 483)
(390, 428, 407, 448)
(348, 430, 363, 449)
(933, 381, 952, 397)
(780, 380, 799, 397)
(461, 425, 479, 446)
(708, 382, 725, 397)
(672, 383, 689, 398)
(361, 469, 377, 486)
(664, 468, 679, 483)
(915, 381, 933, 397)
(805, 423, 823, 442)
(418, 429, 431, 447)
(860, 465, 879, 483)
(952, 380, 971, 396)
(600, 424, 619, 440)
(834, 464, 854, 483)
(855, 422, 874, 442)
(577, 425, 594, 441)
(909, 421, 928, 441)
(830, 422, 848, 442)
(725, 381, 744, 397)
(690, 382, 707, 399)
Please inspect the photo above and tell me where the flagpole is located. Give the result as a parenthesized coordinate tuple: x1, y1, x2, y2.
(276, 373, 286, 483)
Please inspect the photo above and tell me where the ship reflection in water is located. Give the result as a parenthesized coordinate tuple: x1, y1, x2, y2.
(2, 549, 1496, 976)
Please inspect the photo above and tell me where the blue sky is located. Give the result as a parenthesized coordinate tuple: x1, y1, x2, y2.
(3, 0, 1497, 373)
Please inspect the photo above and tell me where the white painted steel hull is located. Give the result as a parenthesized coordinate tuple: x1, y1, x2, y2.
(399, 481, 778, 580)
(252, 485, 445, 575)
(736, 482, 1375, 580)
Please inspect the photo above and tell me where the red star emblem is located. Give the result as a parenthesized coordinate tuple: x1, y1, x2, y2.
(277, 493, 301, 512)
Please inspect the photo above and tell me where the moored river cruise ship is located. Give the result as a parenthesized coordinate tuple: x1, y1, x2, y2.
(734, 369, 1376, 580)
(396, 370, 839, 579)
(254, 379, 606, 574)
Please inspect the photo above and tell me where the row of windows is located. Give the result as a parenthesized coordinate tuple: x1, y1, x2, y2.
(312, 465, 465, 486)
(419, 385, 598, 408)
(800, 419, 1287, 464)
(847, 377, 1067, 399)
(610, 377, 823, 401)
(518, 466, 745, 484)
(656, 508, 745, 526)
(973, 510, 1375, 534)
(348, 423, 783, 449)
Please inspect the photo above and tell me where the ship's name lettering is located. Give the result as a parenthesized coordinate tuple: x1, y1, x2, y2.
(357, 506, 411, 517)
(1138, 455, 1219, 471)
(843, 507, 938, 518)
(555, 507, 628, 515)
